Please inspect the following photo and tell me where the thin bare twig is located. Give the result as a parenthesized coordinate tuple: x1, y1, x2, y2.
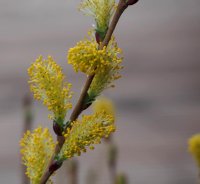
(21, 95, 32, 184)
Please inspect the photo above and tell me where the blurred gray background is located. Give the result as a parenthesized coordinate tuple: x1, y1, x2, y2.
(0, 0, 200, 183)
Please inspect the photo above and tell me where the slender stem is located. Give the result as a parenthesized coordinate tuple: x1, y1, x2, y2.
(102, 0, 127, 47)
(22, 95, 32, 184)
(198, 169, 200, 184)
(40, 171, 51, 184)
(67, 159, 78, 184)
(39, 1, 130, 183)
(69, 74, 95, 121)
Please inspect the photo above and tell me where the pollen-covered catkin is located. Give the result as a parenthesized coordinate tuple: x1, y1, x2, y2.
(28, 56, 73, 121)
(20, 127, 56, 184)
(59, 111, 115, 160)
(68, 34, 123, 98)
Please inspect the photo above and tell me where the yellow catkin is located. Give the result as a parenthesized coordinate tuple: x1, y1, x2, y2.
(59, 111, 115, 160)
(68, 34, 122, 75)
(28, 56, 73, 121)
(20, 127, 56, 184)
(188, 134, 200, 167)
(89, 36, 123, 97)
(79, 0, 116, 32)
(68, 34, 123, 98)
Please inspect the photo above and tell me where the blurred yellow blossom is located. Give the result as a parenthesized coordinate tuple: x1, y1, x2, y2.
(188, 134, 200, 167)
(28, 56, 73, 121)
(59, 111, 115, 160)
(20, 127, 56, 184)
(93, 97, 115, 118)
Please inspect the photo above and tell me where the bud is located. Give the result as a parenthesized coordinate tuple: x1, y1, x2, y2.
(126, 0, 139, 6)
(83, 102, 92, 110)
(82, 92, 95, 110)
(95, 32, 101, 44)
(53, 120, 63, 136)
(49, 160, 63, 174)
(116, 173, 128, 184)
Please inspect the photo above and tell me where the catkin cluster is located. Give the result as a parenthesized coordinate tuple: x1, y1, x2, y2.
(19, 0, 130, 183)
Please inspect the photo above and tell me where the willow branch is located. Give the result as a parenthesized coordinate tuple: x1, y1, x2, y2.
(39, 1, 132, 183)
(69, 0, 128, 122)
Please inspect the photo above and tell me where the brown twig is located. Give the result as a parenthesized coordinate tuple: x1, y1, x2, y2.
(67, 159, 78, 184)
(39, 1, 134, 183)
(106, 136, 118, 184)
(21, 94, 33, 184)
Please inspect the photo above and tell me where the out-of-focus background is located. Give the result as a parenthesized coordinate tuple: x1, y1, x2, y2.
(0, 0, 200, 183)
